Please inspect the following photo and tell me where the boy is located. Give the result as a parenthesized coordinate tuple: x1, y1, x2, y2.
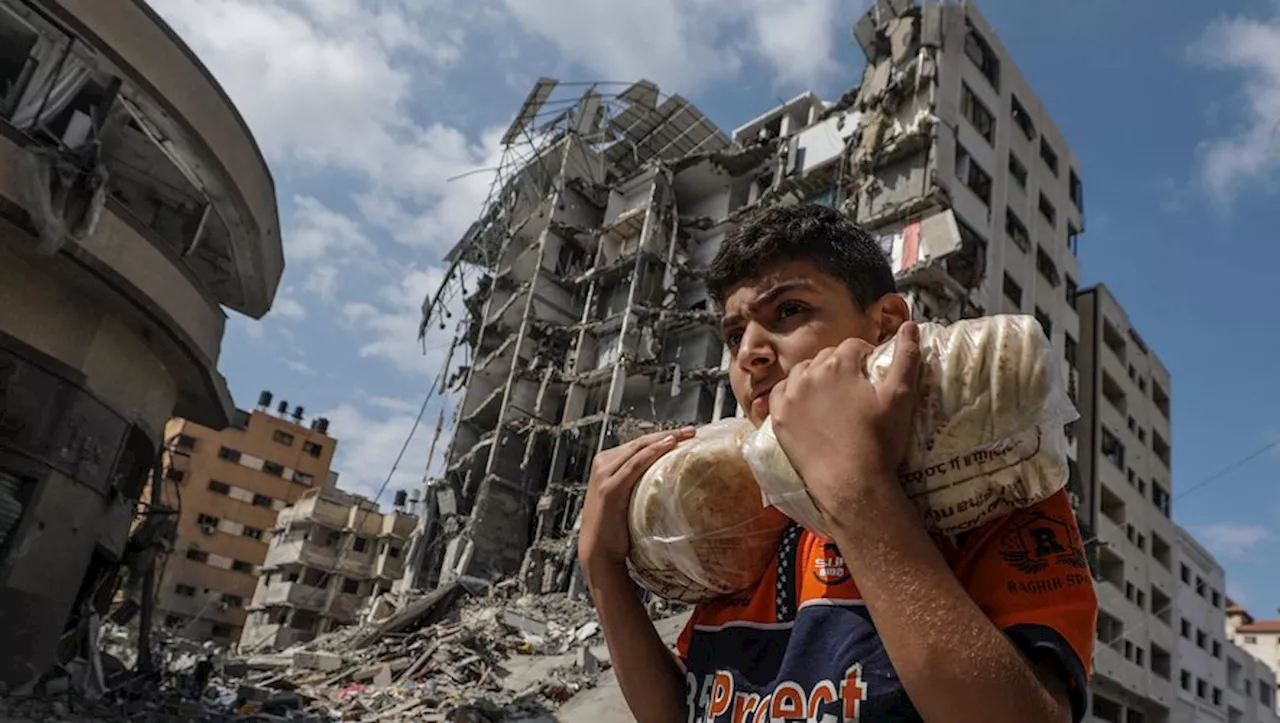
(578, 204, 1098, 722)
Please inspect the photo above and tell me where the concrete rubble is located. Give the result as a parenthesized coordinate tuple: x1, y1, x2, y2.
(0, 578, 689, 723)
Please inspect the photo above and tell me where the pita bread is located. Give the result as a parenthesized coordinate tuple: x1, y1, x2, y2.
(627, 418, 791, 603)
(742, 314, 1078, 537)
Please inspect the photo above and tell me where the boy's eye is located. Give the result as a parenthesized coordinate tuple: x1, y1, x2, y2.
(724, 330, 744, 346)
(777, 301, 806, 318)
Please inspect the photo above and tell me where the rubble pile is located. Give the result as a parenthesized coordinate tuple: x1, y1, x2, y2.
(0, 581, 686, 722)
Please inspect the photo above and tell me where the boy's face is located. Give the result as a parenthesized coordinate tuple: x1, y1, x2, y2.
(720, 258, 908, 427)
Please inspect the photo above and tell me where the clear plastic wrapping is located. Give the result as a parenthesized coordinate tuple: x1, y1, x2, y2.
(627, 418, 792, 603)
(741, 314, 1080, 539)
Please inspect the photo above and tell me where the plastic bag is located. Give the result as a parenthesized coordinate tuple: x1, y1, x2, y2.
(627, 417, 793, 603)
(741, 314, 1079, 538)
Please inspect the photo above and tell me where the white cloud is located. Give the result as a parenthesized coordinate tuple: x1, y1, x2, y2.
(318, 401, 432, 505)
(1196, 522, 1278, 560)
(501, 0, 853, 92)
(271, 294, 307, 321)
(1190, 9, 1280, 204)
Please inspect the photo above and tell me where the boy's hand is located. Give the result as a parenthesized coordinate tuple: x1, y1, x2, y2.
(768, 322, 922, 521)
(578, 427, 697, 576)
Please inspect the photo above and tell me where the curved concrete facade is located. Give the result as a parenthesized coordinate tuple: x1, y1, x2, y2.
(0, 0, 282, 686)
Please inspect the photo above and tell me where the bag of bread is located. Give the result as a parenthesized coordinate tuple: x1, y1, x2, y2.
(741, 314, 1079, 539)
(627, 417, 792, 603)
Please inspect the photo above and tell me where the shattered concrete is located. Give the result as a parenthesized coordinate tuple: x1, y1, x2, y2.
(1, 578, 687, 723)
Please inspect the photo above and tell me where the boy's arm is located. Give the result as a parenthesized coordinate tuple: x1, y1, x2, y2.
(583, 561, 689, 722)
(766, 327, 1092, 723)
(577, 428, 697, 723)
(828, 487, 1093, 723)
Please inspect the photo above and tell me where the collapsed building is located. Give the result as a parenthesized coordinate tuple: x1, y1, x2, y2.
(0, 0, 281, 687)
(243, 486, 418, 650)
(402, 0, 1087, 605)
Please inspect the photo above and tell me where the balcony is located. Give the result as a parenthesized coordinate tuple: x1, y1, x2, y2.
(38, 0, 282, 316)
(0, 0, 283, 425)
(254, 581, 327, 610)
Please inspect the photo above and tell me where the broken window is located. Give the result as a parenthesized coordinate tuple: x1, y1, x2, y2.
(242, 526, 264, 541)
(341, 578, 361, 595)
(1101, 427, 1125, 470)
(1067, 222, 1080, 256)
(196, 514, 219, 532)
(964, 19, 1000, 91)
(0, 6, 39, 118)
(208, 480, 230, 495)
(1069, 169, 1084, 211)
(955, 144, 992, 206)
(1010, 94, 1035, 141)
(218, 446, 241, 463)
(1035, 245, 1060, 287)
(353, 536, 369, 553)
(1039, 138, 1059, 176)
(221, 593, 243, 608)
(186, 549, 208, 563)
(272, 430, 295, 446)
(1065, 275, 1078, 309)
(262, 461, 285, 477)
(1034, 307, 1053, 341)
(231, 559, 254, 574)
(174, 584, 196, 597)
(175, 434, 197, 450)
(293, 471, 314, 486)
(1004, 207, 1030, 252)
(960, 82, 995, 144)
(303, 441, 324, 458)
(1038, 193, 1057, 227)
(1002, 273, 1023, 308)
(211, 623, 233, 640)
(1064, 334, 1077, 368)
(252, 493, 273, 508)
(1008, 153, 1027, 189)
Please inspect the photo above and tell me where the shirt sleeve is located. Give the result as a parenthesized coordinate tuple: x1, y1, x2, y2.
(956, 489, 1099, 723)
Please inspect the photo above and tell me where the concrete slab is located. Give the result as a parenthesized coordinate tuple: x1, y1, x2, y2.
(555, 612, 690, 723)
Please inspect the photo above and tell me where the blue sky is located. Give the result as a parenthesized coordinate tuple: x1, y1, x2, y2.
(151, 0, 1280, 614)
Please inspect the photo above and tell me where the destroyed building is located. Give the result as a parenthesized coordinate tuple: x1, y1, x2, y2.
(148, 395, 338, 646)
(402, 0, 1088, 601)
(243, 486, 418, 651)
(0, 0, 281, 687)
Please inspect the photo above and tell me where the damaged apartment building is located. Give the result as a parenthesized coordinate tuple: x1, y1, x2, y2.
(241, 487, 418, 650)
(0, 0, 281, 687)
(402, 0, 1087, 603)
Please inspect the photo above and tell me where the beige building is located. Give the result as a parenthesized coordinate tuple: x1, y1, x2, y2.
(153, 395, 337, 645)
(1228, 603, 1280, 716)
(1077, 284, 1178, 723)
(0, 0, 280, 685)
(241, 486, 417, 650)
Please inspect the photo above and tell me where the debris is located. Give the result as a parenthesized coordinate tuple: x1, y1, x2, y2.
(2, 575, 681, 723)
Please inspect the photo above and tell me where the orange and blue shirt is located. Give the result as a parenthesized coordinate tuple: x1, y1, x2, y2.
(675, 489, 1098, 722)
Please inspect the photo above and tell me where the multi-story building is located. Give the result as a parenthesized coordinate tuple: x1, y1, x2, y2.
(1228, 603, 1280, 715)
(1076, 284, 1177, 722)
(150, 392, 337, 644)
(1175, 526, 1231, 722)
(1226, 639, 1280, 723)
(0, 0, 280, 685)
(241, 486, 417, 650)
(401, 0, 1091, 601)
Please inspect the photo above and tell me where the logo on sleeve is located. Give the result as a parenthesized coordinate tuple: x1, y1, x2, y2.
(998, 512, 1088, 575)
(813, 542, 851, 585)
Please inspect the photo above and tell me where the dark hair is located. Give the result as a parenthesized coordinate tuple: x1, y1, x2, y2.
(704, 203, 896, 309)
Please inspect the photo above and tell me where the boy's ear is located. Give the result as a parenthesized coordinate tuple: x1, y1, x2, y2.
(872, 294, 912, 344)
